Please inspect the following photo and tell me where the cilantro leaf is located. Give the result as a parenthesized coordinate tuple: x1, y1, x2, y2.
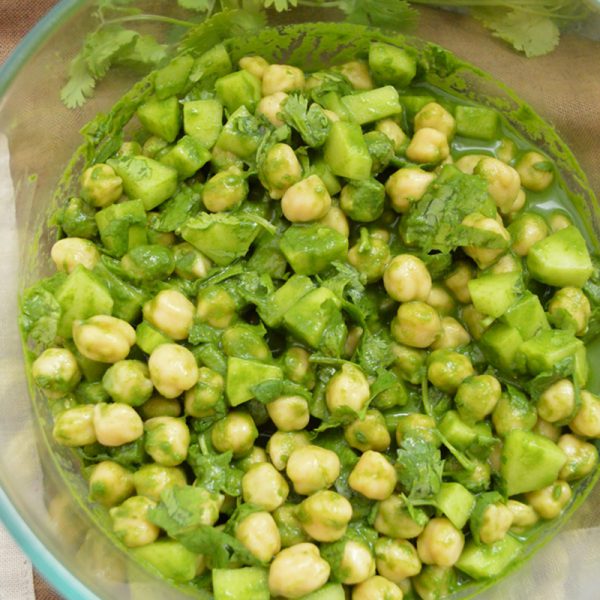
(356, 329, 395, 376)
(178, 0, 213, 11)
(114, 34, 168, 70)
(264, 0, 298, 11)
(84, 26, 139, 79)
(396, 437, 444, 500)
(187, 446, 244, 496)
(77, 438, 146, 467)
(60, 54, 97, 109)
(343, 0, 418, 31)
(251, 378, 312, 403)
(151, 185, 202, 233)
(280, 94, 331, 148)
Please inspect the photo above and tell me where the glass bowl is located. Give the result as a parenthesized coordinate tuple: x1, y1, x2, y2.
(1, 2, 599, 599)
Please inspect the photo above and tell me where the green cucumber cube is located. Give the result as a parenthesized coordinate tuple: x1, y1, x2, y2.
(55, 266, 113, 338)
(215, 106, 265, 160)
(226, 357, 282, 407)
(95, 199, 147, 257)
(436, 482, 475, 529)
(257, 275, 315, 328)
(500, 430, 566, 496)
(136, 96, 181, 143)
(215, 69, 261, 114)
(368, 42, 417, 88)
(438, 410, 478, 450)
(154, 55, 194, 100)
(455, 105, 499, 140)
(501, 291, 549, 340)
(479, 323, 524, 373)
(108, 155, 178, 211)
(318, 92, 350, 121)
(212, 567, 269, 600)
(468, 271, 522, 318)
(280, 224, 348, 275)
(183, 99, 223, 149)
(159, 135, 211, 179)
(136, 321, 172, 355)
(341, 86, 403, 125)
(189, 44, 232, 89)
(298, 584, 345, 600)
(456, 536, 522, 580)
(527, 226, 593, 288)
(132, 540, 199, 583)
(323, 121, 372, 180)
(518, 329, 584, 375)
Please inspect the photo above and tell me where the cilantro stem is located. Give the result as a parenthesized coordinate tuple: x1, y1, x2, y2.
(103, 15, 197, 28)
(437, 431, 476, 471)
(421, 378, 432, 417)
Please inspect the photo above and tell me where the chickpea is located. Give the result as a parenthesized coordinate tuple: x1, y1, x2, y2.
(557, 433, 598, 481)
(337, 539, 376, 585)
(455, 154, 487, 175)
(325, 363, 370, 416)
(406, 128, 450, 164)
(537, 379, 575, 423)
(267, 395, 310, 432)
(414, 102, 456, 140)
(102, 360, 153, 406)
(396, 413, 438, 447)
(236, 511, 281, 562)
(184, 367, 224, 418)
(257, 91, 288, 127)
(51, 238, 100, 273)
(487, 252, 522, 275)
(212, 411, 258, 457)
(496, 138, 517, 164)
(196, 286, 237, 329)
(144, 417, 190, 467)
(413, 566, 454, 600)
(173, 243, 212, 280)
(427, 350, 474, 394)
(348, 230, 391, 283)
(109, 496, 159, 548)
(426, 284, 455, 316)
(235, 445, 268, 472)
(337, 60, 373, 90)
(267, 431, 311, 471)
(533, 417, 562, 443)
(322, 108, 340, 123)
(509, 189, 527, 217)
(281, 175, 332, 223)
(444, 261, 475, 304)
(89, 461, 135, 508)
(391, 301, 442, 349)
(385, 168, 435, 214)
(376, 119, 407, 152)
(353, 575, 404, 600)
(462, 212, 510, 269)
(525, 480, 572, 519)
(273, 504, 310, 548)
(286, 444, 340, 495)
(455, 374, 501, 423)
(348, 450, 397, 500)
(268, 543, 330, 599)
(374, 494, 427, 539)
(133, 464, 186, 501)
(318, 205, 350, 238)
(478, 502, 514, 544)
(203, 167, 248, 213)
(416, 518, 464, 567)
(32, 347, 81, 398)
(492, 391, 537, 437)
(548, 287, 591, 336)
(374, 537, 421, 584)
(570, 390, 600, 438)
(139, 395, 182, 419)
(73, 315, 136, 363)
(53, 405, 96, 446)
(475, 157, 521, 215)
(281, 347, 315, 389)
(508, 212, 548, 257)
(297, 490, 352, 542)
(80, 163, 122, 208)
(263, 64, 305, 95)
(261, 143, 302, 199)
(548, 211, 572, 232)
(461, 304, 493, 340)
(384, 254, 432, 303)
(507, 499, 539, 532)
(143, 290, 194, 341)
(239, 55, 269, 79)
(431, 316, 471, 350)
(148, 343, 198, 399)
(242, 462, 289, 511)
(93, 403, 144, 446)
(516, 151, 554, 192)
(344, 409, 391, 452)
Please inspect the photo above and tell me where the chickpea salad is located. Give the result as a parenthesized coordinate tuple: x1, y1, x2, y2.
(19, 31, 600, 600)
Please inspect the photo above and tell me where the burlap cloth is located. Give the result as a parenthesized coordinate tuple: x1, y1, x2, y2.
(0, 2, 599, 600)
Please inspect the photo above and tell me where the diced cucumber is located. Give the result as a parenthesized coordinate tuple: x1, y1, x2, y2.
(212, 567, 269, 600)
(108, 155, 178, 211)
(180, 212, 259, 266)
(500, 430, 566, 496)
(501, 291, 549, 340)
(318, 91, 350, 120)
(280, 224, 348, 275)
(55, 266, 113, 338)
(215, 69, 262, 114)
(257, 274, 315, 328)
(183, 99, 223, 148)
(455, 105, 499, 141)
(159, 135, 211, 179)
(215, 106, 265, 160)
(226, 357, 282, 407)
(154, 55, 194, 100)
(574, 344, 589, 387)
(435, 482, 475, 530)
(136, 96, 181, 143)
(298, 583, 345, 600)
(456, 536, 522, 580)
(527, 226, 593, 288)
(323, 121, 372, 180)
(468, 271, 522, 318)
(438, 410, 478, 450)
(132, 540, 199, 583)
(341, 86, 402, 125)
(136, 321, 172, 355)
(479, 323, 524, 373)
(95, 199, 147, 258)
(189, 44, 233, 89)
(283, 287, 342, 349)
(368, 42, 417, 88)
(518, 329, 583, 375)
(310, 157, 342, 196)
